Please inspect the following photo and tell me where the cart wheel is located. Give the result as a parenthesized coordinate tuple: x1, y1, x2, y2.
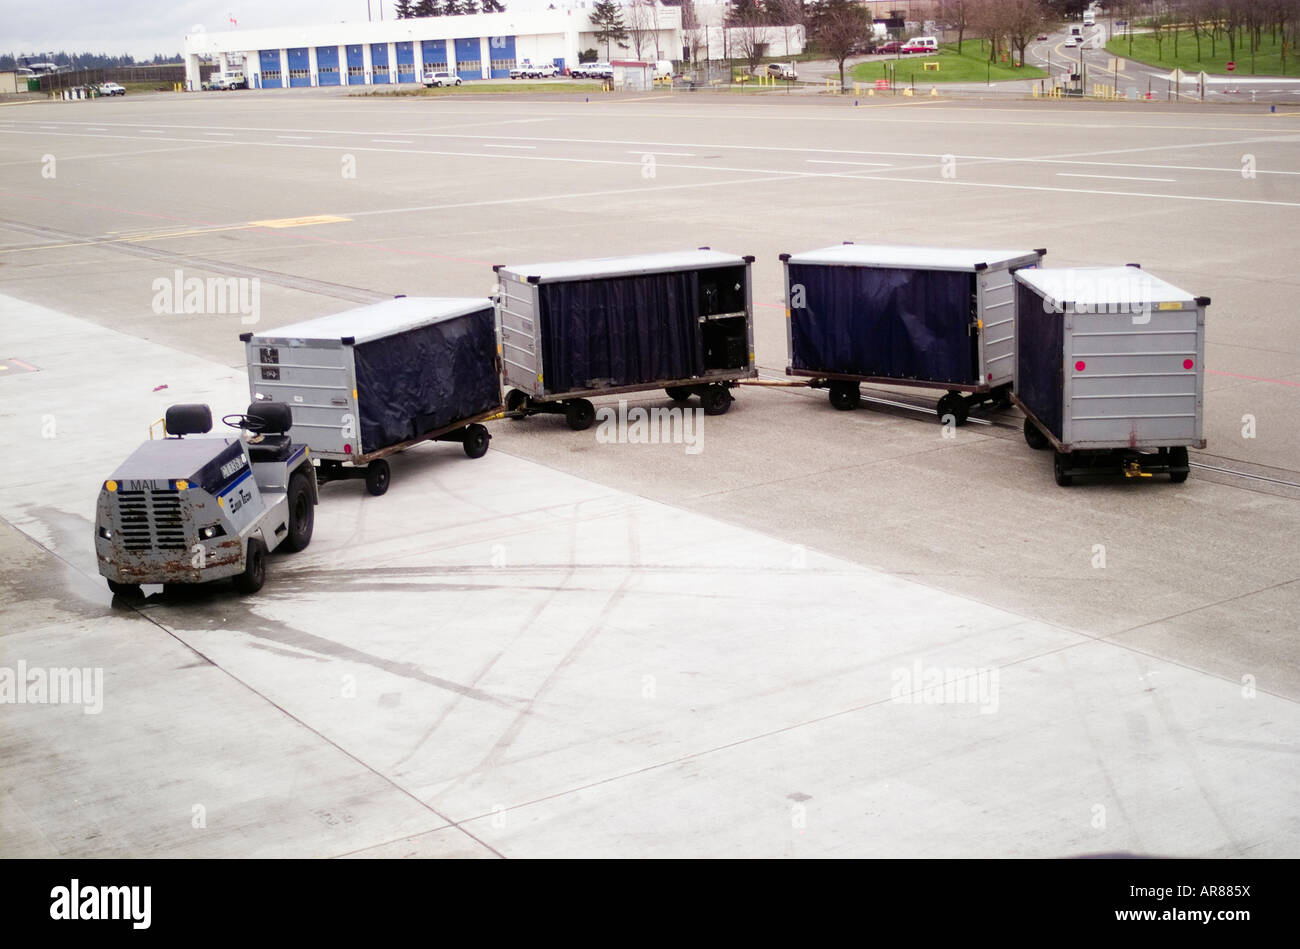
(506, 388, 529, 415)
(1053, 451, 1074, 487)
(106, 579, 142, 598)
(462, 423, 490, 459)
(700, 385, 732, 416)
(233, 538, 267, 594)
(282, 471, 315, 552)
(1023, 418, 1050, 450)
(991, 386, 1013, 409)
(828, 380, 859, 411)
(317, 459, 341, 485)
(365, 459, 391, 496)
(564, 399, 596, 431)
(665, 386, 693, 403)
(937, 392, 968, 426)
(1168, 446, 1190, 484)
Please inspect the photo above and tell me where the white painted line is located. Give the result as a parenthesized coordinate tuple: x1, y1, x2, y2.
(1057, 172, 1176, 182)
(40, 125, 57, 129)
(484, 143, 535, 149)
(204, 131, 235, 137)
(806, 159, 893, 167)
(627, 150, 695, 157)
(139, 130, 165, 134)
(87, 127, 107, 132)
(372, 138, 412, 144)
(277, 135, 311, 140)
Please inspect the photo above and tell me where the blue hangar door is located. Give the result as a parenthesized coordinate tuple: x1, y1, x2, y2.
(258, 49, 282, 88)
(316, 45, 340, 86)
(488, 36, 515, 78)
(421, 39, 447, 74)
(346, 45, 366, 85)
(454, 38, 482, 80)
(370, 43, 390, 83)
(287, 47, 310, 87)
(395, 41, 415, 82)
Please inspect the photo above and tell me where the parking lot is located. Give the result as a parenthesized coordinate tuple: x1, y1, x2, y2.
(2, 88, 1298, 857)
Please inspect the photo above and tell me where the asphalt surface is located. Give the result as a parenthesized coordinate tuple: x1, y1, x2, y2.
(2, 88, 1298, 857)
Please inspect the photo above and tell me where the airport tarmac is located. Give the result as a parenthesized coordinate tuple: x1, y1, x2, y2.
(1, 90, 1297, 857)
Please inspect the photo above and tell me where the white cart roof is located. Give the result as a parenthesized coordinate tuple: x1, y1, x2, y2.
(499, 249, 748, 283)
(1016, 267, 1197, 308)
(784, 243, 1042, 271)
(250, 297, 492, 344)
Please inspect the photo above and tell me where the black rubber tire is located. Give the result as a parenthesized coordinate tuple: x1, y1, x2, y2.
(505, 389, 529, 415)
(1053, 451, 1074, 487)
(1168, 446, 1190, 484)
(828, 381, 859, 411)
(106, 579, 142, 598)
(990, 386, 1014, 409)
(1023, 417, 1050, 450)
(936, 392, 968, 426)
(700, 385, 732, 416)
(233, 538, 267, 594)
(282, 471, 314, 553)
(462, 423, 490, 459)
(365, 459, 391, 496)
(665, 386, 693, 403)
(564, 399, 596, 431)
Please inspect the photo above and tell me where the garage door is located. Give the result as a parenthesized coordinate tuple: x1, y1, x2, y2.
(395, 41, 415, 83)
(487, 36, 515, 78)
(370, 43, 390, 83)
(287, 47, 310, 87)
(422, 39, 447, 73)
(258, 49, 282, 88)
(346, 45, 366, 85)
(316, 46, 340, 86)
(454, 38, 482, 80)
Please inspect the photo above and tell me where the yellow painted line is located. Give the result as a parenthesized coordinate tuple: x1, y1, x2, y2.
(0, 223, 256, 256)
(248, 214, 350, 228)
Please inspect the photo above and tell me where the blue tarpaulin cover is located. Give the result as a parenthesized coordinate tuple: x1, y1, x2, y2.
(352, 306, 499, 452)
(788, 264, 977, 385)
(1014, 280, 1065, 439)
(537, 271, 707, 393)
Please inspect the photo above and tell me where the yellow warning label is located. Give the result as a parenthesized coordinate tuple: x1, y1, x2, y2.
(249, 215, 350, 229)
(1157, 302, 1183, 310)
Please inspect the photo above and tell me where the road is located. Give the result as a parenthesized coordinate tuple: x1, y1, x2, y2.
(1, 89, 1298, 858)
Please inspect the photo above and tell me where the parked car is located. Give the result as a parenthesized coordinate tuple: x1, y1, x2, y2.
(97, 82, 126, 96)
(423, 71, 462, 87)
(876, 41, 903, 54)
(901, 37, 939, 54)
(209, 72, 246, 90)
(582, 62, 612, 80)
(512, 62, 558, 79)
(765, 63, 798, 80)
(1037, 33, 1049, 41)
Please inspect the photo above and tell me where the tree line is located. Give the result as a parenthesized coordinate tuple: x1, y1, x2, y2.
(393, 0, 507, 16)
(2, 52, 182, 69)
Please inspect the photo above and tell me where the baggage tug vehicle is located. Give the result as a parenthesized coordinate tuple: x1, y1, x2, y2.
(95, 402, 317, 597)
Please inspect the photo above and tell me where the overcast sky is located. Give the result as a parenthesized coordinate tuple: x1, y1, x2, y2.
(3, 1, 599, 60)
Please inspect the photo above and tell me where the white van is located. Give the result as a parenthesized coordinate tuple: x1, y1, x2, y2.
(902, 36, 939, 54)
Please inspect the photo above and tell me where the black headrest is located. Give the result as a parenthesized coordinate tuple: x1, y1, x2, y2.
(165, 403, 212, 436)
(247, 402, 292, 434)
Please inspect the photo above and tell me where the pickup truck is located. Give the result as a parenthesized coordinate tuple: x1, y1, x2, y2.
(209, 72, 246, 90)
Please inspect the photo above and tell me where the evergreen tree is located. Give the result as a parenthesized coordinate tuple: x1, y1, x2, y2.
(481, 0, 506, 11)
(411, 0, 436, 16)
(395, 0, 416, 17)
(590, 0, 629, 59)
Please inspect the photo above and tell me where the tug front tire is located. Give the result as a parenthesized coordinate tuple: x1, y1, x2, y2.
(234, 538, 267, 594)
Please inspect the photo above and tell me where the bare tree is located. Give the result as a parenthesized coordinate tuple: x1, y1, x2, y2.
(681, 0, 706, 65)
(732, 1, 770, 72)
(941, 0, 973, 53)
(626, 1, 655, 60)
(1003, 0, 1045, 66)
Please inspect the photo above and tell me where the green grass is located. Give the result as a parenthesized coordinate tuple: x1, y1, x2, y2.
(850, 42, 1046, 84)
(356, 81, 603, 97)
(1107, 28, 1295, 76)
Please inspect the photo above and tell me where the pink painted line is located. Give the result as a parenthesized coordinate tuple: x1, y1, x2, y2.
(1207, 369, 1300, 389)
(8, 358, 38, 371)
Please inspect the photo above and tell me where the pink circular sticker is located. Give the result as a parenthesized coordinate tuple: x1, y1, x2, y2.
(1075, 360, 1086, 371)
(1183, 359, 1194, 369)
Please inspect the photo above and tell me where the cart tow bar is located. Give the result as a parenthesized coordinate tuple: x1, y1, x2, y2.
(1123, 462, 1153, 479)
